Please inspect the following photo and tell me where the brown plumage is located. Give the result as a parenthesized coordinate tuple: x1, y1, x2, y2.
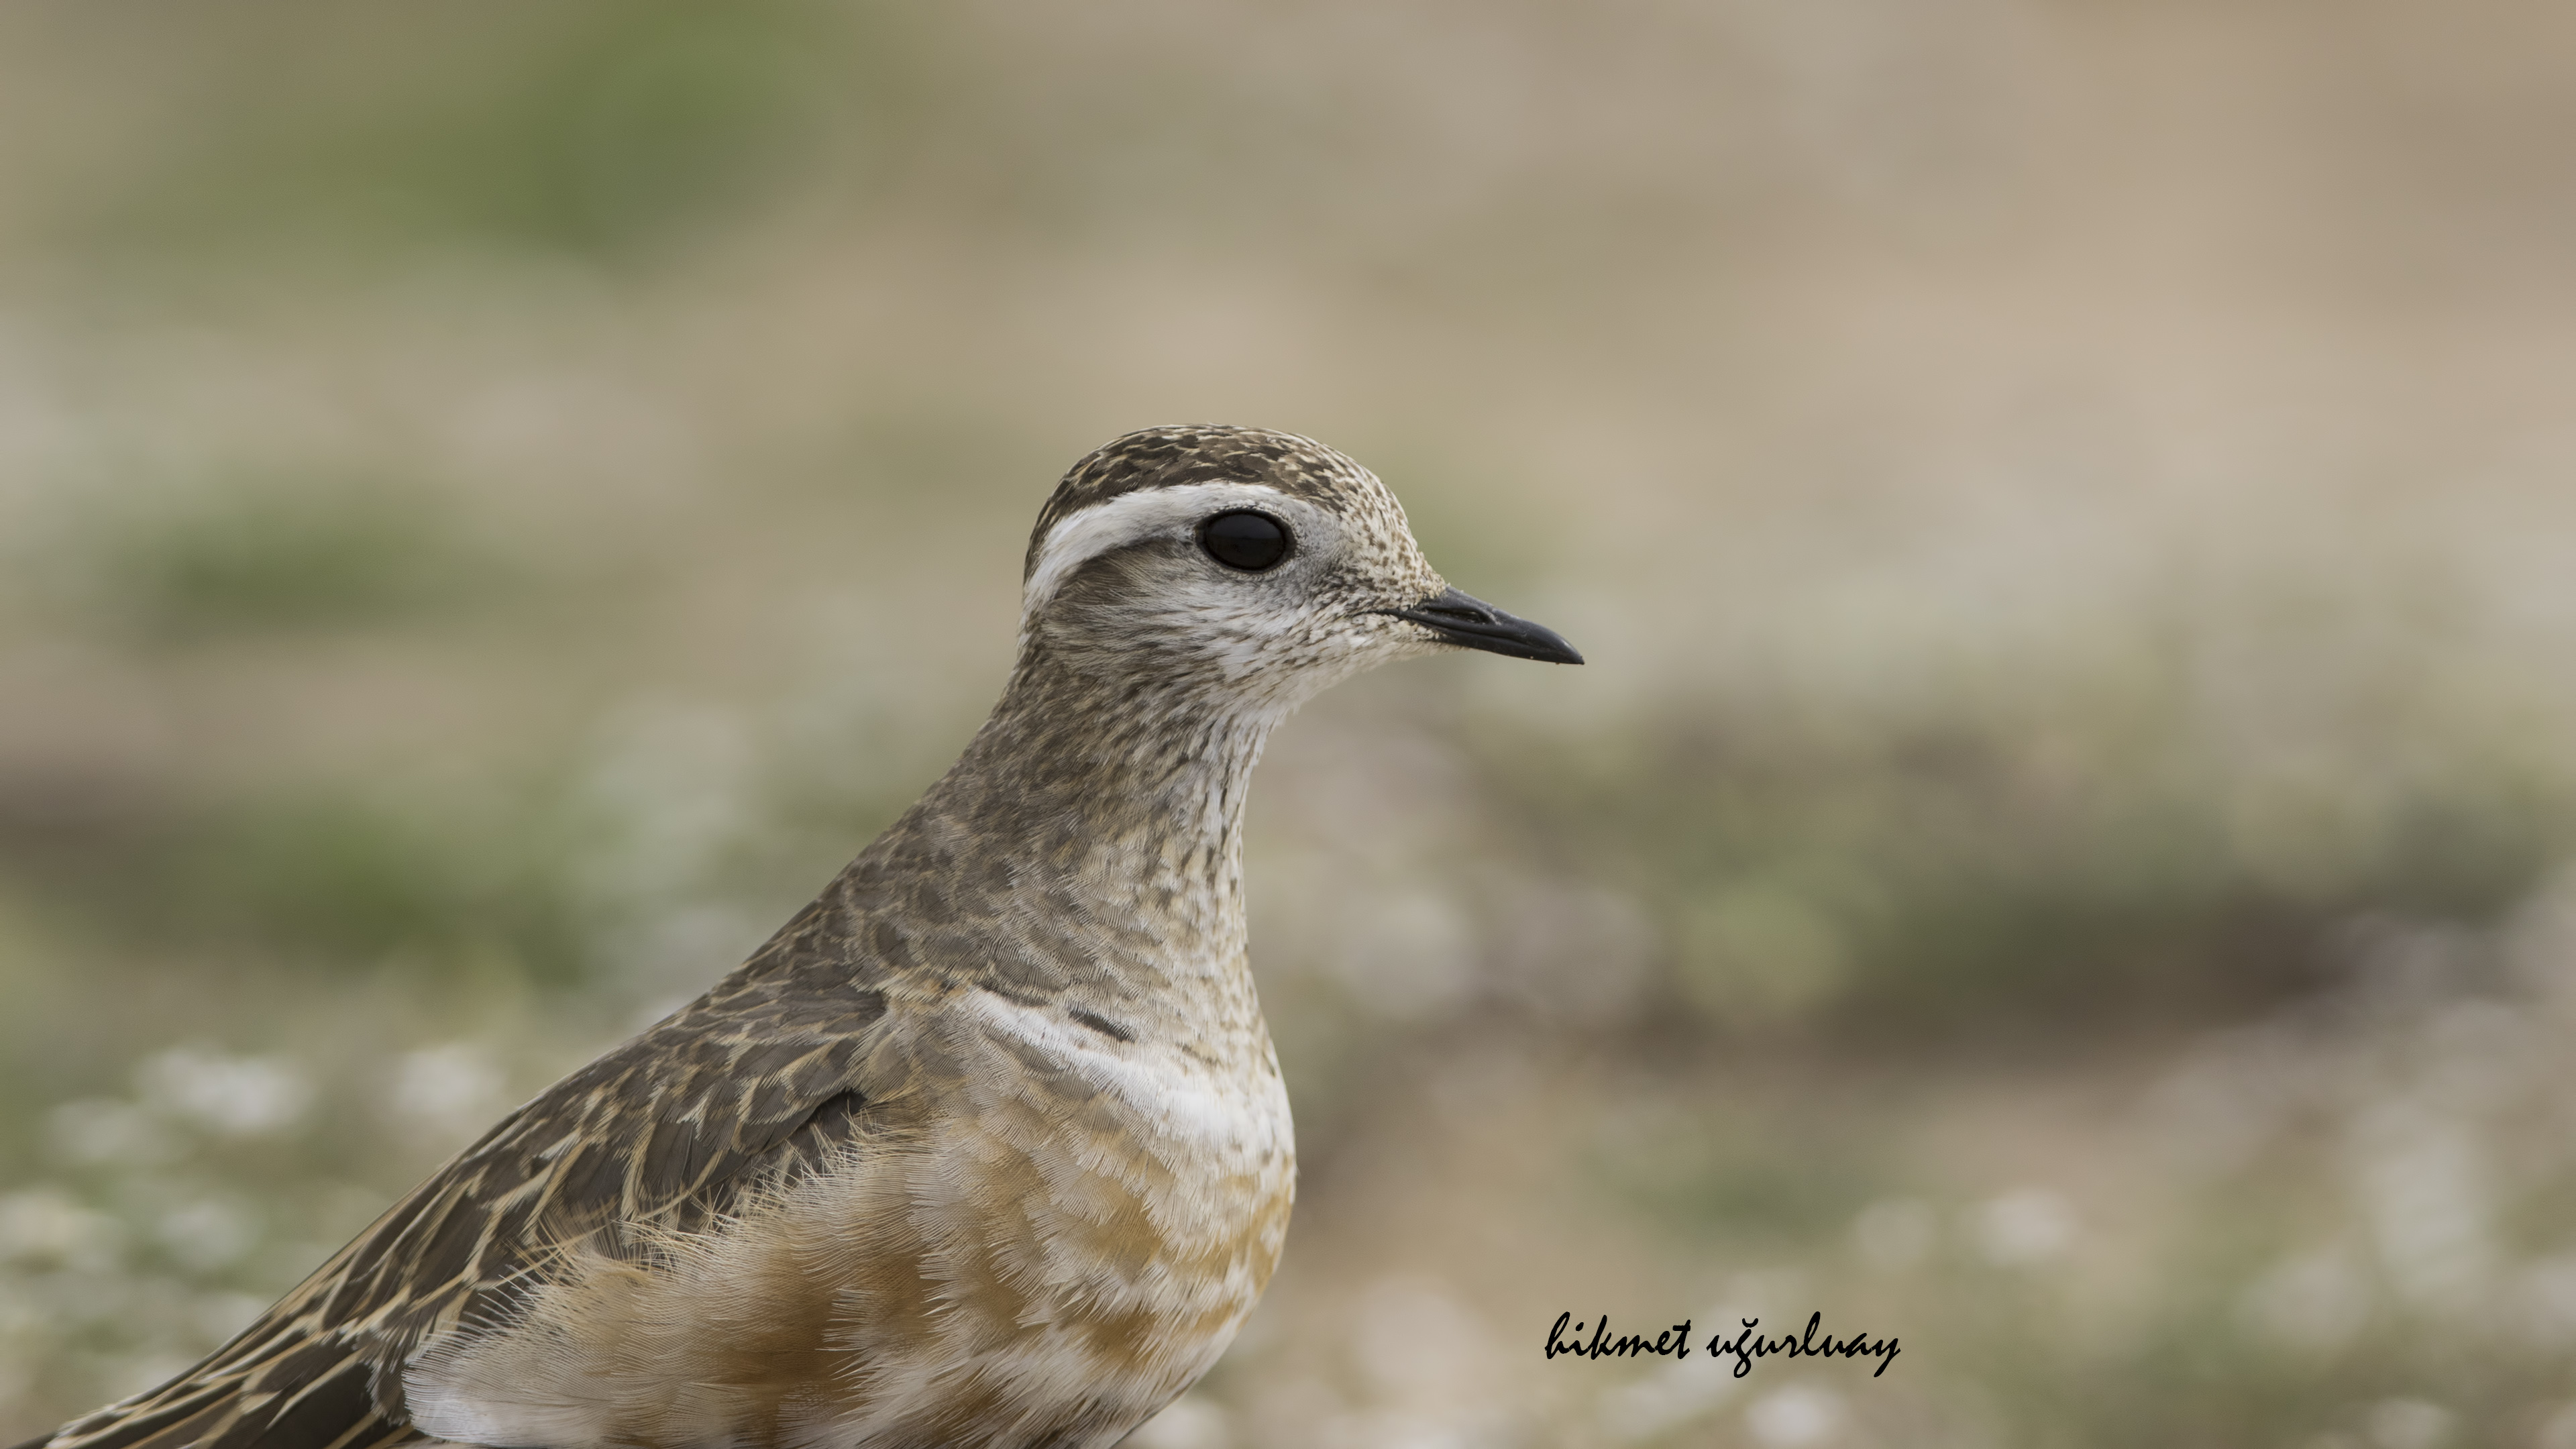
(23, 425, 1580, 1449)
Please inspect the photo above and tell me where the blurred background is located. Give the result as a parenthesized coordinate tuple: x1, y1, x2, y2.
(5, 1, 2576, 1445)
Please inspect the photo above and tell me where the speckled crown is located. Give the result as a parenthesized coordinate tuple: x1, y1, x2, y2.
(1024, 425, 1381, 580)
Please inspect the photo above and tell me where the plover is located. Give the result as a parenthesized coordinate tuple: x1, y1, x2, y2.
(25, 425, 1580, 1449)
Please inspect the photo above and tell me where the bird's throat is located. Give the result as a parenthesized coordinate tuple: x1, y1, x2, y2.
(837, 645, 1284, 1022)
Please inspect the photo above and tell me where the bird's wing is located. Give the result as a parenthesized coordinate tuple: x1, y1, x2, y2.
(40, 911, 892, 1449)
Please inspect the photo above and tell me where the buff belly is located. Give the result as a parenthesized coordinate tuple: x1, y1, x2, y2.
(402, 1012, 1295, 1449)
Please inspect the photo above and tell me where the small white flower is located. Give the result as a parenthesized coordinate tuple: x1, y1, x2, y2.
(2351, 1103, 2491, 1310)
(0, 1187, 124, 1272)
(1745, 1383, 1845, 1448)
(138, 1048, 313, 1138)
(46, 1098, 178, 1167)
(158, 1197, 262, 1273)
(1599, 1358, 1740, 1443)
(388, 1043, 506, 1136)
(1972, 1188, 2078, 1267)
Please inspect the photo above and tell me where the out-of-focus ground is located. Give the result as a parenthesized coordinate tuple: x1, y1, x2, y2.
(5, 2, 2576, 1445)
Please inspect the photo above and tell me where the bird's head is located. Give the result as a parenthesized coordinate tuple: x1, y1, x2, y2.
(1018, 425, 1581, 714)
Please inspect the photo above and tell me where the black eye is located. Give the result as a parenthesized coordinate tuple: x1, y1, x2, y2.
(1198, 510, 1291, 572)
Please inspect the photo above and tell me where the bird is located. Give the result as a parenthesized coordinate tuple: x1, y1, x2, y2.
(21, 424, 1582, 1449)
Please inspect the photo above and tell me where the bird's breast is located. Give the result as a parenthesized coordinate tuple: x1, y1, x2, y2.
(803, 992, 1303, 1443)
(938, 985, 1298, 1320)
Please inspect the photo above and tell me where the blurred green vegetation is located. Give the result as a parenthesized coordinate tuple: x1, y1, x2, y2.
(1597, 1100, 1893, 1248)
(1470, 686, 2576, 1041)
(46, 0, 870, 264)
(68, 477, 494, 640)
(156, 790, 585, 974)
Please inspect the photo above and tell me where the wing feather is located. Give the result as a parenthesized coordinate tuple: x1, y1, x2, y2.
(35, 935, 892, 1449)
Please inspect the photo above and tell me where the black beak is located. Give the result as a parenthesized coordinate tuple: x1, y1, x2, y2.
(1375, 586, 1585, 665)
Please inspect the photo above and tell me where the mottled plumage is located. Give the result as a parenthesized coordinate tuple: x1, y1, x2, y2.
(25, 425, 1578, 1449)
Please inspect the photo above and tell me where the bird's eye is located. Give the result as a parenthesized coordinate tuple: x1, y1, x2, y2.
(1198, 511, 1291, 572)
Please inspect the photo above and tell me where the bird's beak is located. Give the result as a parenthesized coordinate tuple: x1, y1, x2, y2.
(1375, 586, 1585, 665)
